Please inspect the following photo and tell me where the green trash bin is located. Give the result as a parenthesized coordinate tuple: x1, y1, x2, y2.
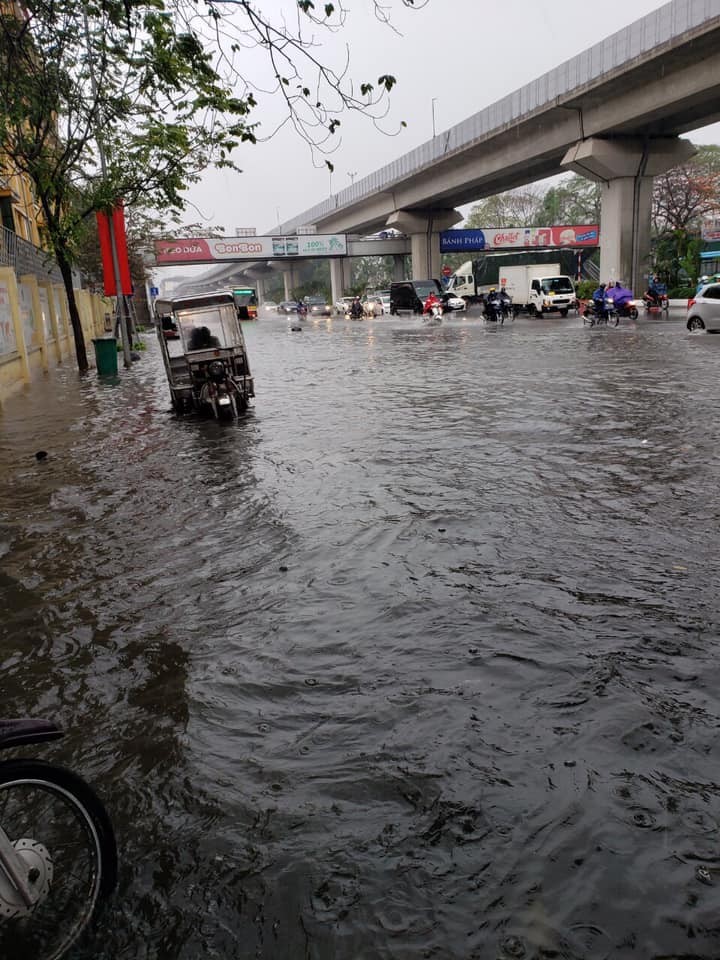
(92, 337, 118, 376)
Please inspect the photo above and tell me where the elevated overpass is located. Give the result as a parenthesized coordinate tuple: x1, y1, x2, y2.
(274, 0, 720, 295)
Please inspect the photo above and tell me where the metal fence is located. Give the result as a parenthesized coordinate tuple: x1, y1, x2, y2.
(278, 0, 720, 233)
(0, 224, 63, 283)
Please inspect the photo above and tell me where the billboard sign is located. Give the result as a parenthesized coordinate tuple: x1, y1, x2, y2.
(154, 234, 347, 265)
(439, 225, 599, 253)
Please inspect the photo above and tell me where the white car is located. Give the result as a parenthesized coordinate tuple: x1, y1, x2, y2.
(442, 294, 466, 312)
(378, 295, 391, 314)
(335, 296, 354, 315)
(687, 282, 720, 331)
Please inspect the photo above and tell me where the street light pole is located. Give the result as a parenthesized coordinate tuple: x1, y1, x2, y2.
(348, 171, 357, 185)
(431, 98, 438, 138)
(83, 11, 132, 369)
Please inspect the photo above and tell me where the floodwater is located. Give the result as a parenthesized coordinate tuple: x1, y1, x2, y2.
(1, 309, 720, 959)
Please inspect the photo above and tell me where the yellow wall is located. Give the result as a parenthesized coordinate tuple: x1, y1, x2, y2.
(0, 265, 113, 404)
(0, 164, 44, 247)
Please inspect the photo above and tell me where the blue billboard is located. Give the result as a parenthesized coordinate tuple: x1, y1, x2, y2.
(440, 230, 487, 252)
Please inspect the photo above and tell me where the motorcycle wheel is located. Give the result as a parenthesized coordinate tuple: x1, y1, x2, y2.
(629, 306, 638, 320)
(0, 760, 117, 960)
(609, 313, 620, 327)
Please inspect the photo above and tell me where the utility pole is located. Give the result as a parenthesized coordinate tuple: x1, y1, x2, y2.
(432, 98, 438, 138)
(83, 11, 132, 369)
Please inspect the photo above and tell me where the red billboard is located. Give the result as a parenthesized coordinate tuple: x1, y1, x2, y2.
(440, 224, 600, 253)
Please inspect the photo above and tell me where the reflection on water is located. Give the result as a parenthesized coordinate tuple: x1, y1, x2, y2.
(1, 314, 720, 958)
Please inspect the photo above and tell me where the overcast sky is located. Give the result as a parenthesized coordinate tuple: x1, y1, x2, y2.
(177, 0, 720, 238)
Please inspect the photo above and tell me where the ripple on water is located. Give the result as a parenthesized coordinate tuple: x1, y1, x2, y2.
(1, 317, 720, 957)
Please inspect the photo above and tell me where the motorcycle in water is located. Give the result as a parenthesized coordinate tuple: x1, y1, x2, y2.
(498, 295, 515, 323)
(483, 297, 504, 324)
(0, 718, 117, 960)
(643, 281, 669, 314)
(606, 297, 639, 321)
(643, 292, 669, 314)
(157, 291, 255, 419)
(422, 296, 443, 324)
(582, 299, 619, 327)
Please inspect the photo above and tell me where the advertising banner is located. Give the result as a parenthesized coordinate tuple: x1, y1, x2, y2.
(97, 203, 133, 296)
(154, 234, 348, 265)
(38, 287, 52, 341)
(0, 280, 17, 356)
(440, 225, 600, 253)
(18, 283, 35, 346)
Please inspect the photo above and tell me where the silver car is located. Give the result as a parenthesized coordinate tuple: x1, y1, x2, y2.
(687, 282, 720, 331)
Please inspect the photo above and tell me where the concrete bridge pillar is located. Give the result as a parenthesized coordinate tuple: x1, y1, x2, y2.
(282, 265, 301, 301)
(392, 254, 406, 281)
(329, 258, 352, 305)
(256, 276, 267, 304)
(386, 209, 463, 280)
(562, 137, 695, 291)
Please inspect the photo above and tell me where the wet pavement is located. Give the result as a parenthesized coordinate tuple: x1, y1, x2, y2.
(1, 308, 720, 959)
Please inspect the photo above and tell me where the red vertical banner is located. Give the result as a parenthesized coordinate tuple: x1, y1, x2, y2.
(112, 203, 133, 295)
(96, 210, 115, 296)
(96, 202, 132, 296)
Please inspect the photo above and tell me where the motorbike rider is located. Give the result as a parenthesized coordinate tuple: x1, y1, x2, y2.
(591, 282, 607, 318)
(349, 296, 363, 319)
(423, 291, 442, 316)
(485, 287, 501, 321)
(643, 275, 662, 308)
(608, 280, 634, 314)
(188, 325, 221, 350)
(498, 285, 513, 319)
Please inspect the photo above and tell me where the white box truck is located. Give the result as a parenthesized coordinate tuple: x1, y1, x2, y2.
(500, 265, 575, 316)
(447, 252, 579, 313)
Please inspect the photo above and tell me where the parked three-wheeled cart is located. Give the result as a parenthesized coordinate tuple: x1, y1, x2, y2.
(155, 291, 254, 418)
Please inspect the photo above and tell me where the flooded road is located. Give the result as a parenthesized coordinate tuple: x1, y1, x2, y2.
(2, 310, 720, 959)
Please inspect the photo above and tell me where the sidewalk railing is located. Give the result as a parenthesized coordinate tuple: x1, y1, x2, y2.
(0, 224, 63, 283)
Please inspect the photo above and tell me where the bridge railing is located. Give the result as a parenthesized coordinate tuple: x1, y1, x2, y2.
(279, 0, 718, 234)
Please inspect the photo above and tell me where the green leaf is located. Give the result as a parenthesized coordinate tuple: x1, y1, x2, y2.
(378, 74, 397, 92)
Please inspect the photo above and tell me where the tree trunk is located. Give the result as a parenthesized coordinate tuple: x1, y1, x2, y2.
(57, 255, 89, 372)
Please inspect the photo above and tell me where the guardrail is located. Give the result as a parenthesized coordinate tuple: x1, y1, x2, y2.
(0, 224, 63, 283)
